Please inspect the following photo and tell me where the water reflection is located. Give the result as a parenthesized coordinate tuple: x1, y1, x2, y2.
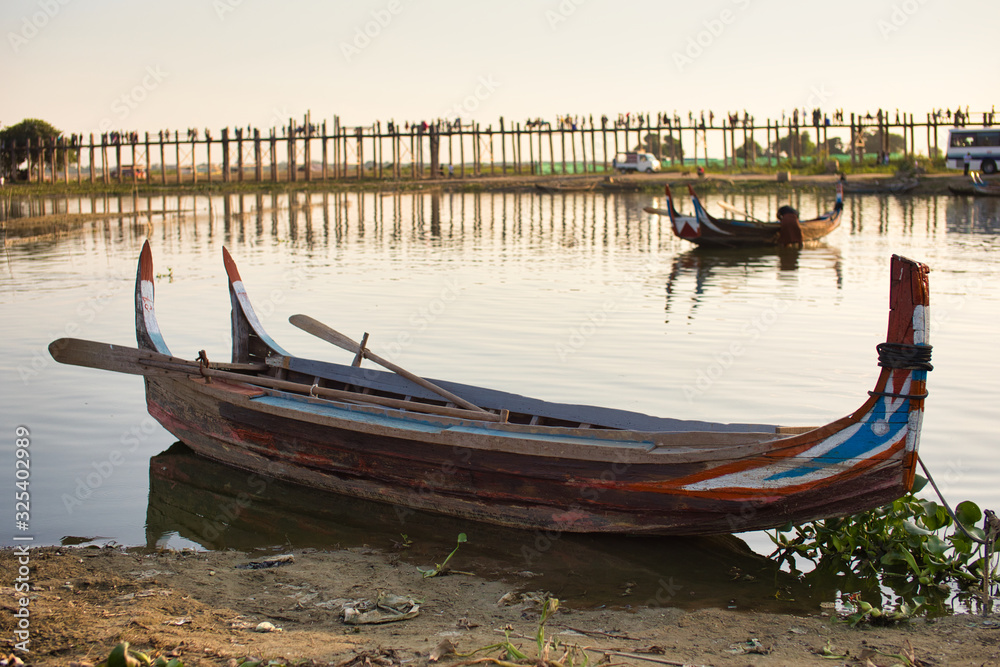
(5, 191, 997, 254)
(146, 442, 829, 613)
(664, 245, 844, 324)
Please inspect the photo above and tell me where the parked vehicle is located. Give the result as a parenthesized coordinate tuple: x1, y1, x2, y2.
(946, 128, 1000, 174)
(111, 165, 146, 179)
(612, 151, 661, 173)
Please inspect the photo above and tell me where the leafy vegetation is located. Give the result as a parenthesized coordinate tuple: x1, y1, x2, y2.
(97, 642, 182, 667)
(770, 476, 999, 621)
(418, 532, 472, 578)
(0, 118, 70, 180)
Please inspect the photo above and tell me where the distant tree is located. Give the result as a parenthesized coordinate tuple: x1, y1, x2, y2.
(862, 131, 905, 154)
(820, 136, 847, 155)
(0, 118, 67, 180)
(638, 133, 684, 160)
(767, 130, 816, 159)
(734, 140, 765, 161)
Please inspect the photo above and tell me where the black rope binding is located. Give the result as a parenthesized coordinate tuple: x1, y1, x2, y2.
(876, 342, 933, 371)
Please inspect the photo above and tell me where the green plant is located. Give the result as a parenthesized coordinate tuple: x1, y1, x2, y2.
(418, 532, 471, 578)
(452, 597, 588, 666)
(770, 476, 999, 616)
(97, 642, 183, 667)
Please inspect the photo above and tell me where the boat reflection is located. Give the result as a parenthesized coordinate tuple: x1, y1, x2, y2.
(664, 244, 843, 323)
(146, 442, 829, 612)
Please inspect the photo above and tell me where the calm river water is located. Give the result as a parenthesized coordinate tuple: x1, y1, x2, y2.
(1, 188, 998, 609)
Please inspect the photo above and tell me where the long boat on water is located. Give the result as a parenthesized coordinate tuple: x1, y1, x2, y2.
(50, 243, 932, 535)
(646, 184, 843, 248)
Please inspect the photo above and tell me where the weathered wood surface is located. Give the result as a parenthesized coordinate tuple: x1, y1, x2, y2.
(289, 314, 489, 415)
(47, 241, 933, 535)
(652, 183, 844, 248)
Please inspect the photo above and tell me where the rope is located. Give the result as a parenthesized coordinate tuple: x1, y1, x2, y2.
(868, 389, 929, 400)
(877, 342, 933, 371)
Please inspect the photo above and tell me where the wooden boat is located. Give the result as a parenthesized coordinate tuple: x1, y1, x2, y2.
(971, 172, 1000, 197)
(50, 243, 932, 535)
(840, 177, 919, 195)
(647, 184, 843, 248)
(534, 181, 597, 193)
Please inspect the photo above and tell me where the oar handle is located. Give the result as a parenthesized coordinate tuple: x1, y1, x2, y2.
(289, 314, 490, 415)
(716, 200, 765, 223)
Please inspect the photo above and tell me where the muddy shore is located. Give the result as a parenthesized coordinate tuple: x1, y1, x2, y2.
(2, 546, 999, 666)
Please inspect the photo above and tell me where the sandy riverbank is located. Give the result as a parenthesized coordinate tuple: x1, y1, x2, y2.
(2, 546, 999, 666)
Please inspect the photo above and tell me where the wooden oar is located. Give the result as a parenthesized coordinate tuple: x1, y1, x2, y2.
(717, 200, 767, 224)
(288, 314, 490, 416)
(48, 337, 501, 423)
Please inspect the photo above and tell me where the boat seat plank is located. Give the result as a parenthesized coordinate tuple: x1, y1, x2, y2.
(271, 355, 778, 434)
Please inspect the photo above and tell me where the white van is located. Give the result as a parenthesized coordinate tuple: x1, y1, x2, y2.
(612, 151, 661, 173)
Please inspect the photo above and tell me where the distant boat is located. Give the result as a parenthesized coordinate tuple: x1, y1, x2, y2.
(597, 177, 644, 192)
(840, 177, 919, 194)
(971, 172, 1000, 197)
(647, 184, 843, 248)
(50, 243, 931, 536)
(534, 181, 597, 193)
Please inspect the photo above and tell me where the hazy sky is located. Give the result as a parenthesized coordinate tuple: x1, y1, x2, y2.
(1, 0, 993, 136)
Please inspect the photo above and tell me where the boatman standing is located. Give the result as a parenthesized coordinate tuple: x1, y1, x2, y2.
(777, 205, 804, 247)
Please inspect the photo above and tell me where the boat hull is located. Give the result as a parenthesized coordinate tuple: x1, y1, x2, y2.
(655, 184, 844, 248)
(142, 374, 916, 535)
(35, 242, 929, 536)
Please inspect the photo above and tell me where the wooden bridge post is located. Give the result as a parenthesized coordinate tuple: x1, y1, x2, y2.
(270, 129, 278, 183)
(600, 121, 609, 170)
(526, 124, 535, 174)
(499, 117, 507, 175)
(570, 125, 578, 173)
(321, 121, 328, 181)
(255, 129, 263, 182)
(559, 125, 567, 174)
(547, 126, 555, 176)
(174, 131, 181, 184)
(236, 128, 244, 182)
(222, 128, 230, 183)
(590, 116, 597, 174)
(287, 119, 296, 182)
(304, 113, 313, 182)
(206, 131, 213, 184)
(190, 132, 197, 184)
(429, 124, 440, 179)
(850, 113, 857, 167)
(114, 140, 122, 184)
(143, 133, 151, 184)
(722, 120, 729, 168)
(357, 127, 365, 180)
(101, 136, 109, 184)
(88, 134, 95, 183)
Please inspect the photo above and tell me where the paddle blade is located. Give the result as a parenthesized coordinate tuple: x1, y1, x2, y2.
(48, 337, 189, 377)
(289, 314, 360, 354)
